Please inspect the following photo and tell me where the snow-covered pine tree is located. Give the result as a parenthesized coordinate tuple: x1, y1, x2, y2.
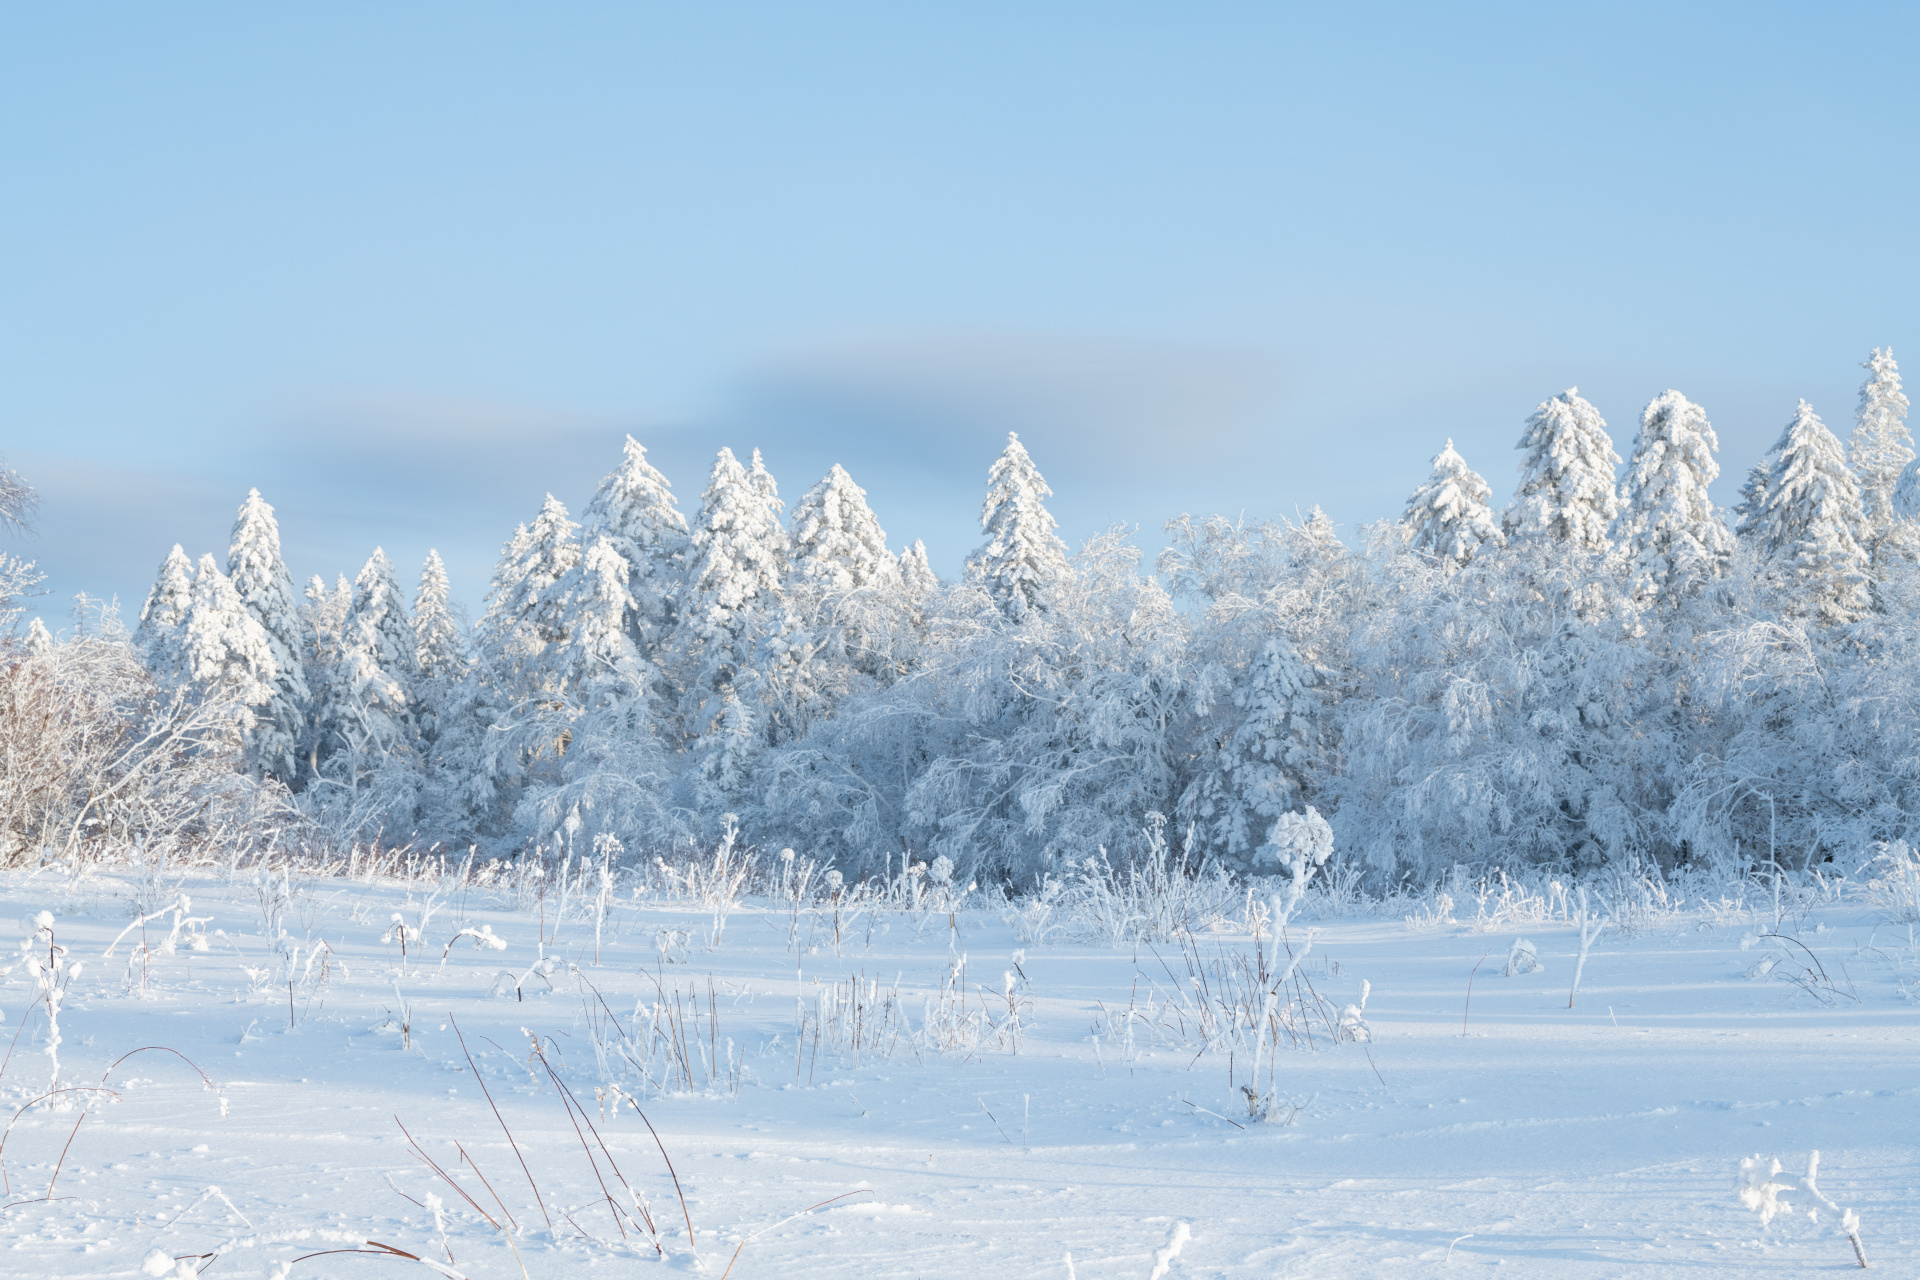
(297, 573, 352, 774)
(509, 532, 680, 849)
(478, 496, 583, 677)
(966, 432, 1071, 620)
(1850, 348, 1913, 550)
(899, 540, 939, 598)
(580, 436, 689, 662)
(675, 448, 789, 690)
(672, 447, 789, 807)
(1733, 457, 1775, 540)
(775, 462, 907, 726)
(1401, 439, 1505, 567)
(182, 553, 277, 739)
(790, 464, 899, 591)
(226, 489, 309, 780)
(1178, 634, 1320, 874)
(1505, 389, 1622, 551)
(343, 548, 418, 735)
(411, 550, 466, 741)
(1756, 400, 1872, 623)
(133, 545, 195, 686)
(1618, 390, 1734, 603)
(23, 617, 51, 657)
(413, 551, 464, 685)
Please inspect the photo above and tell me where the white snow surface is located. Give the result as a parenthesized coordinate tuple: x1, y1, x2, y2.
(0, 865, 1911, 1278)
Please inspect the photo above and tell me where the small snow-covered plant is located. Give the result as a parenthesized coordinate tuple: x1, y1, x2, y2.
(435, 923, 507, 975)
(22, 910, 82, 1095)
(1263, 805, 1334, 935)
(929, 855, 954, 886)
(103, 893, 212, 959)
(1337, 979, 1372, 1042)
(1737, 1154, 1792, 1224)
(1568, 887, 1608, 1008)
(1403, 890, 1456, 933)
(1865, 839, 1920, 922)
(1804, 1149, 1871, 1268)
(1737, 1150, 1869, 1268)
(1503, 938, 1544, 976)
(655, 927, 691, 964)
(591, 832, 621, 965)
(382, 912, 422, 967)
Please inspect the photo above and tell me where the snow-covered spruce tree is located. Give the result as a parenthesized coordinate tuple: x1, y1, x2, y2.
(580, 436, 689, 667)
(1754, 400, 1871, 624)
(305, 549, 421, 833)
(411, 550, 466, 743)
(966, 432, 1071, 620)
(1618, 390, 1734, 604)
(1733, 455, 1776, 540)
(182, 554, 278, 743)
(791, 464, 899, 592)
(1505, 389, 1622, 552)
(510, 533, 679, 851)
(296, 573, 351, 775)
(669, 447, 789, 813)
(776, 462, 912, 727)
(226, 489, 309, 781)
(1177, 634, 1321, 874)
(479, 497, 583, 671)
(899, 539, 939, 598)
(1402, 439, 1505, 567)
(1851, 348, 1913, 551)
(133, 544, 196, 687)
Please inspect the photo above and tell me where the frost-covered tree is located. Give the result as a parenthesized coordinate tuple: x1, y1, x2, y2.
(670, 447, 790, 811)
(966, 433, 1071, 620)
(1851, 348, 1913, 549)
(1618, 390, 1733, 603)
(790, 464, 898, 591)
(777, 463, 909, 724)
(337, 548, 418, 746)
(1756, 400, 1871, 623)
(1402, 439, 1504, 567)
(899, 540, 939, 598)
(226, 490, 309, 780)
(1505, 389, 1622, 551)
(580, 436, 689, 663)
(182, 554, 277, 740)
(480, 497, 582, 666)
(411, 550, 466, 741)
(133, 545, 196, 686)
(1178, 635, 1321, 873)
(303, 550, 422, 832)
(412, 551, 464, 686)
(1733, 456, 1775, 540)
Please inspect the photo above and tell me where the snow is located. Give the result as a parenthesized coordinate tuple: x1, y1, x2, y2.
(0, 860, 1911, 1278)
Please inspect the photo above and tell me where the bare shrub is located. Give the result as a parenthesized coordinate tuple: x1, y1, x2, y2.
(0, 631, 287, 868)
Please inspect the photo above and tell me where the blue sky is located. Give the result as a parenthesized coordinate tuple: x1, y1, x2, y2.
(4, 3, 1918, 619)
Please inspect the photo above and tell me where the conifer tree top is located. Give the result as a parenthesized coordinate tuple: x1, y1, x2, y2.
(1403, 439, 1504, 567)
(968, 432, 1070, 618)
(1851, 347, 1913, 537)
(1507, 387, 1622, 551)
(584, 435, 688, 544)
(791, 463, 897, 591)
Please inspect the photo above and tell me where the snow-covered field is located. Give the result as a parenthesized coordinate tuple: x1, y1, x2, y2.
(0, 860, 1913, 1279)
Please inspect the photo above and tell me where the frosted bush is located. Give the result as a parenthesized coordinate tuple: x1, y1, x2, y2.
(1503, 938, 1544, 976)
(1737, 1154, 1791, 1224)
(1737, 1150, 1870, 1268)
